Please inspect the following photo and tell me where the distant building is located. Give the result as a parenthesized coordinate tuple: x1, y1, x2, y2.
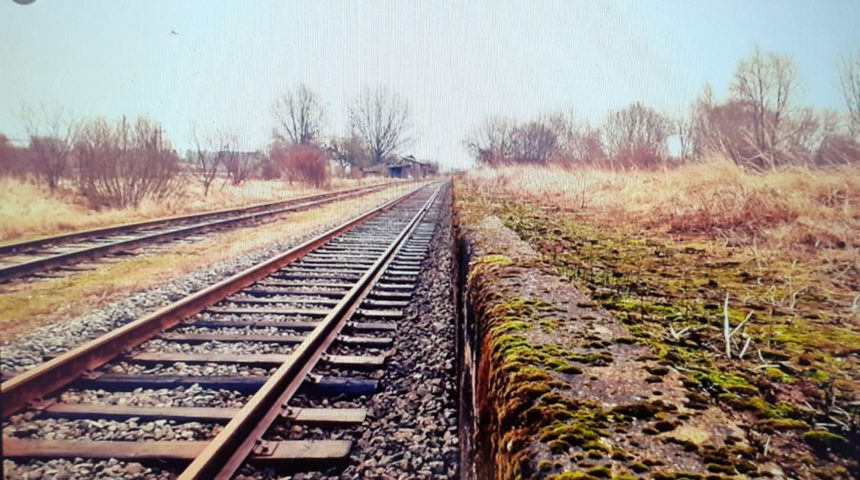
(388, 155, 437, 178)
(360, 163, 389, 177)
(361, 155, 437, 179)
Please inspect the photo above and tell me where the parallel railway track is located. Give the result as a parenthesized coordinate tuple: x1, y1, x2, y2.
(1, 181, 446, 478)
(0, 182, 400, 283)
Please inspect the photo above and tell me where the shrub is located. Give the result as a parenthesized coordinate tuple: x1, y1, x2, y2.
(270, 143, 329, 188)
(0, 133, 34, 177)
(74, 116, 180, 208)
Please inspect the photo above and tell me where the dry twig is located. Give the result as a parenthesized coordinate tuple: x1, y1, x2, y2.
(669, 324, 691, 340)
(723, 293, 754, 360)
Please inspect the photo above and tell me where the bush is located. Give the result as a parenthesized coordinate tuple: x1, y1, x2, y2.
(269, 143, 329, 188)
(74, 117, 180, 208)
(0, 133, 34, 177)
(611, 145, 665, 169)
(260, 158, 281, 180)
(815, 134, 860, 165)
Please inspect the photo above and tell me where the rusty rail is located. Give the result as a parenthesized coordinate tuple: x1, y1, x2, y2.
(0, 185, 427, 417)
(0, 182, 396, 255)
(0, 181, 405, 282)
(179, 185, 441, 479)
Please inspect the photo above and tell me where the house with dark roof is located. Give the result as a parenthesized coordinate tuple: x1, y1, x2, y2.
(386, 155, 437, 178)
(360, 155, 438, 178)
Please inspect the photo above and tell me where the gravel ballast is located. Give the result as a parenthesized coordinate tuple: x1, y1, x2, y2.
(239, 185, 459, 480)
(1, 218, 353, 374)
(344, 192, 459, 479)
(57, 385, 249, 408)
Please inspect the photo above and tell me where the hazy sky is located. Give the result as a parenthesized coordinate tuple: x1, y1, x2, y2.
(2, 1, 859, 169)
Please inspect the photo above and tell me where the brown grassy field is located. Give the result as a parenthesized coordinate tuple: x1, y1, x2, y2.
(467, 156, 860, 250)
(0, 176, 388, 243)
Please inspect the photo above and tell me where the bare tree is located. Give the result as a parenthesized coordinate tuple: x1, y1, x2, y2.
(543, 112, 576, 165)
(224, 151, 259, 186)
(510, 119, 559, 164)
(75, 116, 179, 208)
(781, 107, 829, 164)
(20, 104, 76, 190)
(730, 46, 799, 167)
(603, 102, 670, 168)
(689, 82, 719, 157)
(272, 85, 326, 145)
(464, 117, 517, 166)
(669, 104, 697, 162)
(191, 128, 227, 196)
(673, 110, 695, 162)
(567, 125, 606, 166)
(541, 112, 608, 166)
(213, 131, 257, 186)
(349, 88, 411, 164)
(839, 49, 860, 136)
(327, 133, 370, 175)
(466, 114, 604, 167)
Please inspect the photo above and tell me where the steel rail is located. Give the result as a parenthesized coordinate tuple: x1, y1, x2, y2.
(0, 182, 411, 282)
(0, 182, 396, 255)
(0, 184, 429, 417)
(180, 183, 443, 480)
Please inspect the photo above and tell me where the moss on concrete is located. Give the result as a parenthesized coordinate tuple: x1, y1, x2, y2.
(455, 181, 859, 479)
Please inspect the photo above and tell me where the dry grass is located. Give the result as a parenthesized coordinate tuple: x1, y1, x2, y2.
(0, 183, 416, 341)
(0, 175, 388, 243)
(465, 155, 860, 250)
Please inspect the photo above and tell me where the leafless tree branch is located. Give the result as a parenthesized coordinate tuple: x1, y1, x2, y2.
(730, 46, 799, 166)
(19, 103, 77, 190)
(839, 49, 860, 137)
(349, 88, 411, 164)
(272, 84, 326, 146)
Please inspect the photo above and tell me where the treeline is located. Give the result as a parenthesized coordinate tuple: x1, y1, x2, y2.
(0, 87, 417, 208)
(466, 47, 860, 170)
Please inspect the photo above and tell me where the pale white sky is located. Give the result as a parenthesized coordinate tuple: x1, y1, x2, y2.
(2, 1, 859, 169)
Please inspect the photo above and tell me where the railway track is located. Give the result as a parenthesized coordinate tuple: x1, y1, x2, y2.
(2, 182, 446, 479)
(0, 182, 400, 283)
